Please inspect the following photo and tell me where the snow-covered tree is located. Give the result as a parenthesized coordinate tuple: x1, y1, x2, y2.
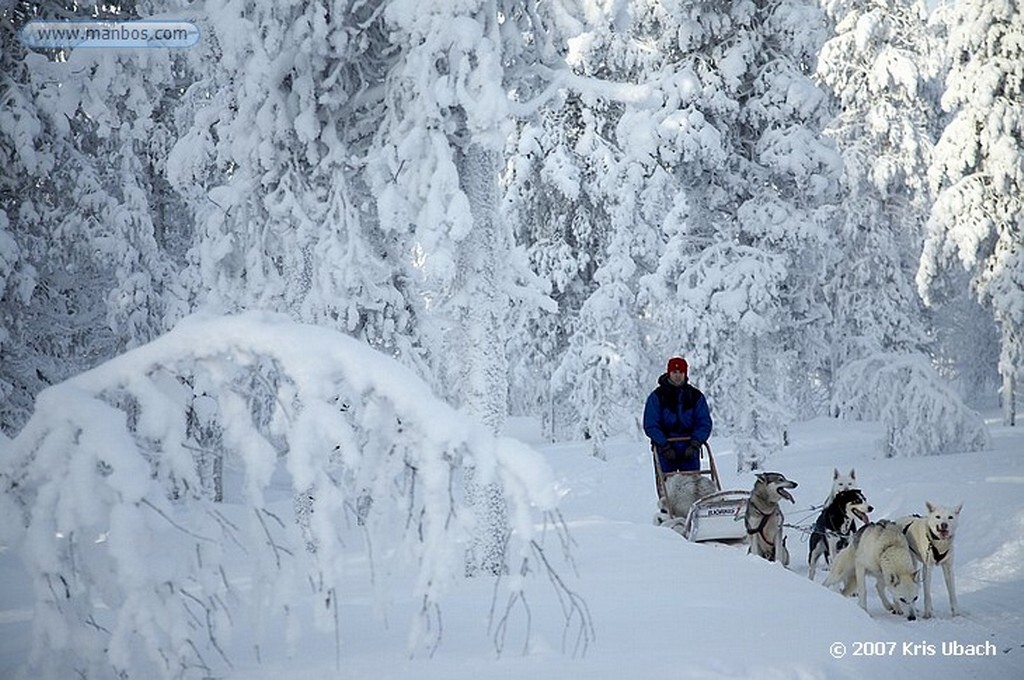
(812, 0, 988, 449)
(832, 353, 990, 457)
(368, 0, 588, 572)
(632, 0, 842, 469)
(503, 3, 675, 443)
(0, 313, 574, 677)
(167, 0, 417, 358)
(503, 98, 616, 438)
(919, 0, 1024, 426)
(930, 272, 1002, 408)
(551, 227, 647, 458)
(816, 0, 938, 368)
(0, 1, 185, 433)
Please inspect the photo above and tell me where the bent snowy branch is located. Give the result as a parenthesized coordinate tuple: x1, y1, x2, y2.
(1, 312, 563, 678)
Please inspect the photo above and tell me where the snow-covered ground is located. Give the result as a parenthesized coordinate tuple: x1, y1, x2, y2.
(2, 414, 1022, 679)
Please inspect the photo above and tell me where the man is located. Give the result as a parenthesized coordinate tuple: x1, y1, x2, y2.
(643, 356, 713, 475)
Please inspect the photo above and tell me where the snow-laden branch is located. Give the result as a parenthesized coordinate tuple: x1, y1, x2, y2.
(508, 64, 662, 118)
(0, 311, 562, 678)
(831, 352, 990, 458)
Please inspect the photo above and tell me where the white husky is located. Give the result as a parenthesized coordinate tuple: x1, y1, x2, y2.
(824, 520, 920, 620)
(896, 502, 962, 618)
(826, 468, 857, 505)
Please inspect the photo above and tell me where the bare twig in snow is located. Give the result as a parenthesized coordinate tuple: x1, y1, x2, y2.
(140, 499, 215, 543)
(181, 588, 233, 669)
(530, 539, 594, 657)
(255, 507, 293, 568)
(415, 597, 443, 659)
(491, 572, 533, 657)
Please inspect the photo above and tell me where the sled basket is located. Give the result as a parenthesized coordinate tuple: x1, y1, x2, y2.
(653, 440, 750, 542)
(681, 489, 750, 542)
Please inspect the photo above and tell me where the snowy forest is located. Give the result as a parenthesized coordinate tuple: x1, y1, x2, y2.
(2, 0, 1022, 463)
(1, 0, 1023, 678)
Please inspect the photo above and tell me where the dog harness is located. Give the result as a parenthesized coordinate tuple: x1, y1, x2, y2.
(926, 528, 951, 563)
(902, 520, 950, 563)
(824, 517, 854, 552)
(745, 499, 781, 557)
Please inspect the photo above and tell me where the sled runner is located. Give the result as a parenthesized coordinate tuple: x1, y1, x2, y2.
(654, 439, 750, 542)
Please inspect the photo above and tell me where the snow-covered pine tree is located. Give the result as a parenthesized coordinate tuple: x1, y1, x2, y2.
(370, 0, 571, 575)
(503, 99, 611, 439)
(0, 1, 182, 433)
(814, 1, 998, 433)
(730, 0, 842, 463)
(634, 0, 842, 469)
(167, 0, 417, 359)
(816, 0, 937, 369)
(551, 227, 647, 459)
(96, 48, 189, 348)
(813, 0, 992, 449)
(919, 0, 1024, 426)
(505, 3, 672, 445)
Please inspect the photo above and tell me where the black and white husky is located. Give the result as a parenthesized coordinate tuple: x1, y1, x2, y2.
(807, 489, 872, 581)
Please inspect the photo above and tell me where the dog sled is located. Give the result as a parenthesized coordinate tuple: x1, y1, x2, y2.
(654, 439, 750, 542)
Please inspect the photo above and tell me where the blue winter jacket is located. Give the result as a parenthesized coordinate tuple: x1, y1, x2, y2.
(643, 374, 713, 472)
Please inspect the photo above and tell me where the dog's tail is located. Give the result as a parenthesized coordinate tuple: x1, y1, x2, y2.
(823, 544, 855, 594)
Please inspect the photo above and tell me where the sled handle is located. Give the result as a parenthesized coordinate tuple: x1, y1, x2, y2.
(657, 438, 721, 491)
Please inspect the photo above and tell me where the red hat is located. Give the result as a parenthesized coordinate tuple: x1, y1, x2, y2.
(667, 357, 688, 374)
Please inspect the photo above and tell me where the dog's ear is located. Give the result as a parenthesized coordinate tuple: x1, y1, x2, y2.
(926, 500, 936, 513)
(889, 572, 899, 587)
(954, 503, 963, 516)
(914, 569, 922, 584)
(833, 468, 839, 479)
(849, 468, 855, 480)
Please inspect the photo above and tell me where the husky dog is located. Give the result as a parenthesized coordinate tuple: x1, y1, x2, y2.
(745, 472, 798, 566)
(896, 502, 962, 618)
(826, 468, 857, 505)
(807, 489, 873, 581)
(824, 521, 919, 621)
(659, 472, 718, 522)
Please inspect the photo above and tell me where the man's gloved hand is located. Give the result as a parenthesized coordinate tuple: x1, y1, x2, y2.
(658, 444, 678, 465)
(684, 441, 702, 459)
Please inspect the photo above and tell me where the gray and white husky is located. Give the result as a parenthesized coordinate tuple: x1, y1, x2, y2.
(895, 502, 962, 618)
(745, 472, 798, 567)
(824, 520, 920, 621)
(807, 488, 873, 581)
